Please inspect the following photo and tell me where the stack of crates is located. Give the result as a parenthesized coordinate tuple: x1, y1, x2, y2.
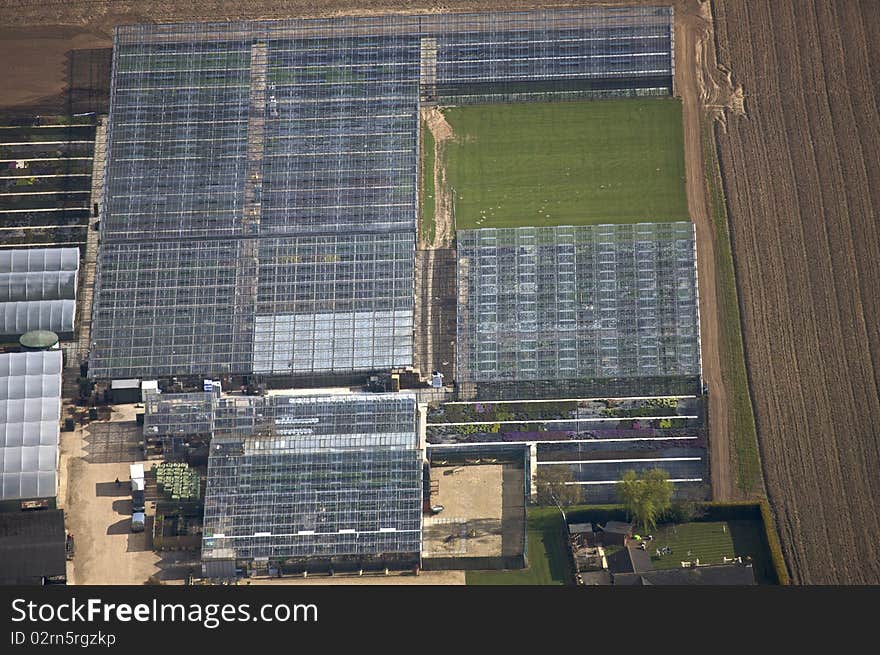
(153, 462, 201, 501)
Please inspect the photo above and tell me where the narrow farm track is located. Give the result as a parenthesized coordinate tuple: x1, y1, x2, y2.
(714, 0, 880, 584)
(672, 3, 732, 501)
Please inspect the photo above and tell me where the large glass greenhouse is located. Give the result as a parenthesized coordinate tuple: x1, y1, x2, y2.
(456, 223, 702, 398)
(201, 393, 422, 572)
(89, 7, 674, 380)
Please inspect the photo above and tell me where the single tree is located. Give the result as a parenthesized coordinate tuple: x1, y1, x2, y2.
(536, 465, 581, 507)
(616, 468, 673, 532)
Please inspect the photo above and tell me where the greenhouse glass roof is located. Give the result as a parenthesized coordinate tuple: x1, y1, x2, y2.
(456, 223, 701, 389)
(90, 6, 674, 379)
(0, 351, 62, 501)
(202, 393, 421, 561)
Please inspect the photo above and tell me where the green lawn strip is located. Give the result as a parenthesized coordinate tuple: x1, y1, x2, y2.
(701, 118, 763, 494)
(420, 121, 436, 245)
(442, 98, 688, 230)
(466, 507, 572, 585)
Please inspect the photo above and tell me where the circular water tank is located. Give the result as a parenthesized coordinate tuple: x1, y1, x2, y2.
(19, 330, 59, 351)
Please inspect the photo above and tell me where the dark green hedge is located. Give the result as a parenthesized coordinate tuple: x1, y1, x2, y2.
(758, 499, 791, 585)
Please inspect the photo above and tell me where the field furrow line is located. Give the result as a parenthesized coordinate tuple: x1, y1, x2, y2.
(755, 0, 846, 582)
(713, 0, 880, 583)
(725, 0, 817, 581)
(780, 0, 867, 581)
(809, 0, 880, 581)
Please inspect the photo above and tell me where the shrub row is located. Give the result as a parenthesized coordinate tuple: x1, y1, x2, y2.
(758, 499, 791, 585)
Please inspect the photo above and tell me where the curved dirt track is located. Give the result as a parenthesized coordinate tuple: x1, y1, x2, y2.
(714, 0, 880, 584)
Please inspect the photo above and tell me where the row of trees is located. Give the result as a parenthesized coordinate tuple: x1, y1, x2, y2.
(536, 466, 699, 531)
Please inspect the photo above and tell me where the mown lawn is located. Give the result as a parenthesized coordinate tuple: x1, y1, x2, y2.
(648, 520, 773, 583)
(438, 98, 688, 230)
(466, 507, 572, 585)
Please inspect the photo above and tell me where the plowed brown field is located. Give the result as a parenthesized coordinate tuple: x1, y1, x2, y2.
(713, 0, 880, 584)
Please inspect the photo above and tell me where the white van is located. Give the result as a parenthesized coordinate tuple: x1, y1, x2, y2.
(129, 464, 144, 480)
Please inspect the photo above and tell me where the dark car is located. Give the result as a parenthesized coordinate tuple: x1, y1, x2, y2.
(131, 490, 145, 513)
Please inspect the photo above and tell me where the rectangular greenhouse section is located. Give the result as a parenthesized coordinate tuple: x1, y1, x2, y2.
(456, 223, 701, 397)
(431, 7, 674, 103)
(90, 6, 674, 380)
(92, 19, 421, 379)
(143, 392, 216, 438)
(0, 248, 79, 340)
(201, 393, 422, 570)
(0, 351, 62, 502)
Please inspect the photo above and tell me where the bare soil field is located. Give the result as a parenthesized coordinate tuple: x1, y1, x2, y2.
(423, 466, 504, 558)
(713, 0, 880, 584)
(0, 26, 111, 116)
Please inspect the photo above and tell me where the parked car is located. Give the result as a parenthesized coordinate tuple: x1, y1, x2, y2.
(131, 489, 145, 513)
(131, 512, 145, 533)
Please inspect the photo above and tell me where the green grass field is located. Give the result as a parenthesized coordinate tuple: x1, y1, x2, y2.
(466, 508, 572, 585)
(435, 98, 688, 231)
(702, 120, 763, 495)
(648, 520, 772, 583)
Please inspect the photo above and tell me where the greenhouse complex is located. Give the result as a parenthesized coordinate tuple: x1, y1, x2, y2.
(88, 6, 675, 380)
(44, 6, 713, 577)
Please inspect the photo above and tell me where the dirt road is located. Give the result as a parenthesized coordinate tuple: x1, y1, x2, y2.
(672, 1, 735, 502)
(714, 0, 880, 584)
(421, 106, 456, 250)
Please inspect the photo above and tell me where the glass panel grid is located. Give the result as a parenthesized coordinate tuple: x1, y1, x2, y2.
(201, 393, 421, 560)
(92, 7, 673, 379)
(456, 222, 701, 385)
